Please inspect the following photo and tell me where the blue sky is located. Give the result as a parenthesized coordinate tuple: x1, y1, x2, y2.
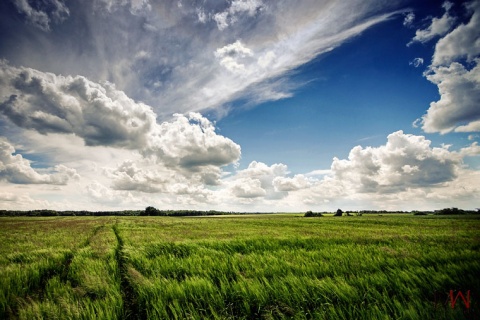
(0, 0, 479, 212)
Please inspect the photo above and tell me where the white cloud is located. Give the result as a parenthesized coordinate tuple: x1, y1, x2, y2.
(273, 174, 311, 192)
(0, 62, 157, 148)
(257, 51, 276, 69)
(95, 0, 151, 14)
(0, 62, 241, 177)
(215, 40, 254, 74)
(432, 0, 480, 66)
(197, 8, 207, 23)
(0, 138, 78, 185)
(408, 1, 455, 46)
(212, 0, 264, 30)
(3, 0, 403, 120)
(330, 131, 461, 194)
(11, 0, 69, 31)
(145, 113, 241, 178)
(213, 12, 229, 31)
(154, 1, 400, 116)
(106, 160, 165, 193)
(230, 177, 266, 198)
(420, 61, 480, 133)
(413, 0, 480, 134)
(268, 131, 480, 212)
(403, 12, 415, 27)
(409, 57, 424, 68)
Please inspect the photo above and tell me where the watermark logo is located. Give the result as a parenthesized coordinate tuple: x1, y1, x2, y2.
(450, 290, 470, 310)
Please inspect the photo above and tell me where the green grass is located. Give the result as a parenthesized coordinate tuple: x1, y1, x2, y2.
(1, 214, 479, 319)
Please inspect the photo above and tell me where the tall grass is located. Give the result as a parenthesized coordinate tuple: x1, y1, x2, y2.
(115, 215, 480, 319)
(1, 215, 479, 319)
(0, 217, 122, 319)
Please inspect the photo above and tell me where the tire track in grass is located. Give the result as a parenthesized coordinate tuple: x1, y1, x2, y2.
(4, 223, 106, 318)
(41, 224, 106, 296)
(113, 221, 140, 319)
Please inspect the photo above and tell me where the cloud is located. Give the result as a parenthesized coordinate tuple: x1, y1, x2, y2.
(273, 174, 311, 192)
(227, 161, 290, 200)
(11, 0, 69, 31)
(403, 12, 415, 27)
(408, 1, 455, 46)
(409, 57, 424, 68)
(413, 0, 480, 134)
(85, 181, 138, 206)
(1, 1, 403, 120)
(145, 113, 241, 179)
(0, 138, 79, 185)
(230, 177, 266, 198)
(107, 160, 165, 193)
(214, 41, 254, 74)
(420, 60, 480, 133)
(330, 131, 461, 194)
(212, 0, 264, 30)
(268, 131, 480, 211)
(94, 0, 152, 14)
(432, 0, 480, 66)
(0, 62, 157, 148)
(0, 62, 241, 175)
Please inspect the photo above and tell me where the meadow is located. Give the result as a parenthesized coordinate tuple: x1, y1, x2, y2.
(0, 214, 479, 319)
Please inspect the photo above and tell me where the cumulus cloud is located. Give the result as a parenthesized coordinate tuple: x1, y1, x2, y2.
(330, 131, 461, 193)
(273, 174, 311, 192)
(413, 0, 480, 134)
(230, 177, 266, 198)
(420, 61, 480, 133)
(11, 0, 69, 31)
(145, 113, 241, 178)
(106, 160, 166, 193)
(0, 62, 241, 177)
(0, 138, 79, 185)
(408, 1, 455, 46)
(432, 0, 480, 66)
(0, 62, 157, 148)
(226, 161, 291, 200)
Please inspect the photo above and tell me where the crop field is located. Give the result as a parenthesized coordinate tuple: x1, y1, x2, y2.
(1, 214, 479, 319)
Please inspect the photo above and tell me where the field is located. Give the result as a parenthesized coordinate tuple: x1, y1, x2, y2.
(0, 214, 479, 319)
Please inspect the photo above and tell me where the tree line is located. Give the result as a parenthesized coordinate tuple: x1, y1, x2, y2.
(0, 207, 270, 217)
(0, 207, 478, 217)
(304, 207, 479, 217)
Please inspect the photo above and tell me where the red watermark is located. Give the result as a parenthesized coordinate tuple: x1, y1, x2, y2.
(434, 290, 472, 311)
(450, 290, 471, 309)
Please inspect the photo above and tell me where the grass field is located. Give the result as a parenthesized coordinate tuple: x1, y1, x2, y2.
(1, 214, 479, 319)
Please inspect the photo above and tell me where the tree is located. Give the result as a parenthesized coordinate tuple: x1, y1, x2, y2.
(143, 206, 159, 216)
(304, 211, 322, 217)
(334, 209, 343, 217)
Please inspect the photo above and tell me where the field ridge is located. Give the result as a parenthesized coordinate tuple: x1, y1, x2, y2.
(113, 222, 141, 319)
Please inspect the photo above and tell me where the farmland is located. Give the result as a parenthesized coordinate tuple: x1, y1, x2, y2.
(1, 214, 479, 319)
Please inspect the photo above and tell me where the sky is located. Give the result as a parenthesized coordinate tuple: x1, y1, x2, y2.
(0, 0, 479, 212)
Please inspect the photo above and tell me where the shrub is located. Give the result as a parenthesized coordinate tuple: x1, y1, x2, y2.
(304, 211, 323, 217)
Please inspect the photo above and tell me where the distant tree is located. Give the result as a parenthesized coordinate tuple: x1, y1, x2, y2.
(305, 211, 314, 217)
(413, 211, 428, 215)
(334, 209, 343, 217)
(143, 206, 159, 216)
(304, 211, 322, 217)
(435, 207, 465, 215)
